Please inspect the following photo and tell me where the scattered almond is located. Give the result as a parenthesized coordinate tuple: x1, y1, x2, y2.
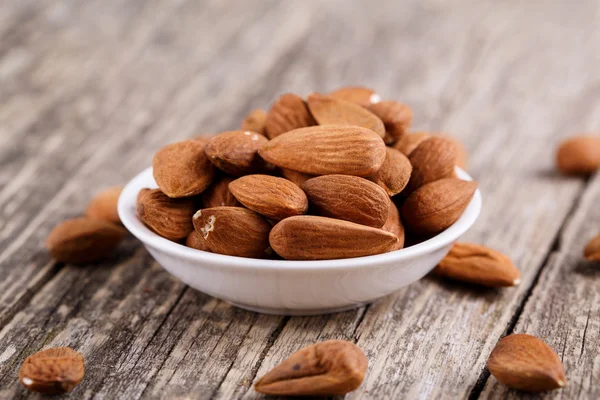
(393, 132, 431, 156)
(205, 130, 273, 176)
(259, 125, 386, 177)
(368, 147, 412, 196)
(255, 340, 368, 396)
(367, 101, 413, 144)
(46, 218, 126, 264)
(19, 347, 84, 395)
(302, 175, 389, 228)
(269, 216, 398, 260)
(584, 234, 600, 261)
(265, 93, 315, 139)
(407, 136, 457, 192)
(229, 174, 308, 220)
(193, 207, 271, 258)
(201, 176, 240, 208)
(435, 243, 521, 287)
(85, 186, 123, 225)
(241, 109, 267, 135)
(307, 93, 386, 138)
(382, 199, 405, 250)
(556, 135, 600, 175)
(487, 334, 567, 392)
(185, 230, 211, 252)
(137, 188, 196, 241)
(328, 86, 380, 107)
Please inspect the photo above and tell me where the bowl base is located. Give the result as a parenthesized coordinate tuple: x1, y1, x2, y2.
(227, 301, 370, 316)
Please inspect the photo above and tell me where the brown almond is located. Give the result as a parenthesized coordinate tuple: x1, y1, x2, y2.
(229, 174, 308, 220)
(259, 125, 386, 177)
(270, 216, 398, 260)
(302, 175, 389, 228)
(205, 130, 273, 176)
(407, 136, 457, 192)
(265, 93, 315, 139)
(185, 230, 211, 252)
(556, 135, 600, 175)
(281, 168, 314, 187)
(193, 207, 271, 258)
(382, 199, 405, 250)
(393, 132, 431, 156)
(402, 179, 477, 235)
(153, 140, 215, 198)
(584, 234, 600, 261)
(240, 109, 267, 135)
(19, 347, 85, 395)
(85, 186, 123, 225)
(440, 134, 469, 170)
(255, 340, 368, 396)
(307, 93, 386, 138)
(201, 176, 240, 208)
(368, 147, 412, 196)
(367, 101, 413, 144)
(137, 188, 196, 241)
(46, 218, 126, 264)
(328, 86, 379, 107)
(193, 134, 213, 143)
(435, 243, 521, 287)
(487, 334, 567, 392)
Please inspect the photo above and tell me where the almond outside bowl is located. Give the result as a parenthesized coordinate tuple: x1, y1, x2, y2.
(118, 167, 481, 316)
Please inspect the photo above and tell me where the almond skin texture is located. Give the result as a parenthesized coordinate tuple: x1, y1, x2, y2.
(193, 207, 271, 258)
(367, 101, 413, 144)
(382, 199, 405, 250)
(556, 135, 600, 175)
(402, 179, 478, 235)
(584, 234, 600, 261)
(307, 93, 386, 138)
(259, 125, 386, 177)
(19, 347, 84, 395)
(201, 176, 241, 208)
(328, 86, 379, 107)
(240, 108, 267, 135)
(185, 231, 211, 252)
(265, 93, 315, 139)
(205, 130, 273, 176)
(229, 174, 308, 220)
(281, 168, 314, 187)
(137, 188, 196, 241)
(407, 137, 458, 192)
(46, 218, 126, 264)
(393, 132, 431, 156)
(441, 134, 469, 170)
(270, 216, 398, 260)
(435, 243, 521, 287)
(85, 186, 123, 224)
(368, 147, 412, 196)
(487, 334, 567, 392)
(255, 340, 368, 396)
(153, 140, 215, 198)
(302, 175, 389, 228)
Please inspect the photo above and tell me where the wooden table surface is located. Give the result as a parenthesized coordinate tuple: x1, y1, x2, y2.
(1, 0, 599, 399)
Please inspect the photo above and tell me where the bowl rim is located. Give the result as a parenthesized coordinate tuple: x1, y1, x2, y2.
(118, 167, 482, 271)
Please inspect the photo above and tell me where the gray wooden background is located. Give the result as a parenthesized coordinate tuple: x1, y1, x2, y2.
(0, 0, 599, 399)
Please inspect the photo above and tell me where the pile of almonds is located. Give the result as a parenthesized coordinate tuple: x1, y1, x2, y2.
(138, 87, 478, 260)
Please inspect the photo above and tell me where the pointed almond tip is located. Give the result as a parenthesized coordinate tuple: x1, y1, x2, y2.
(557, 379, 567, 387)
(513, 278, 521, 286)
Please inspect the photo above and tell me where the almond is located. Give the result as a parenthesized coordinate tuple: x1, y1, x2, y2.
(584, 234, 600, 261)
(85, 186, 123, 225)
(265, 93, 315, 139)
(401, 178, 477, 235)
(302, 175, 389, 228)
(307, 93, 386, 138)
(255, 340, 368, 396)
(205, 130, 273, 176)
(269, 216, 398, 260)
(367, 101, 413, 144)
(435, 243, 521, 287)
(407, 137, 457, 192)
(137, 188, 196, 241)
(46, 218, 126, 264)
(393, 132, 431, 156)
(328, 86, 380, 107)
(382, 199, 405, 250)
(368, 147, 412, 196)
(556, 135, 600, 175)
(240, 108, 267, 135)
(185, 230, 211, 252)
(281, 168, 314, 187)
(487, 334, 567, 392)
(201, 176, 241, 208)
(259, 125, 386, 177)
(441, 134, 469, 170)
(19, 347, 85, 395)
(152, 140, 215, 198)
(229, 174, 308, 220)
(193, 207, 271, 258)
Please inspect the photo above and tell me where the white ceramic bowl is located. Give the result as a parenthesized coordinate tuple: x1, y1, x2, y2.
(118, 167, 481, 315)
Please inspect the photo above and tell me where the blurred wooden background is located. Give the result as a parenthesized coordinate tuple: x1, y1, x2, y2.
(0, 0, 599, 398)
